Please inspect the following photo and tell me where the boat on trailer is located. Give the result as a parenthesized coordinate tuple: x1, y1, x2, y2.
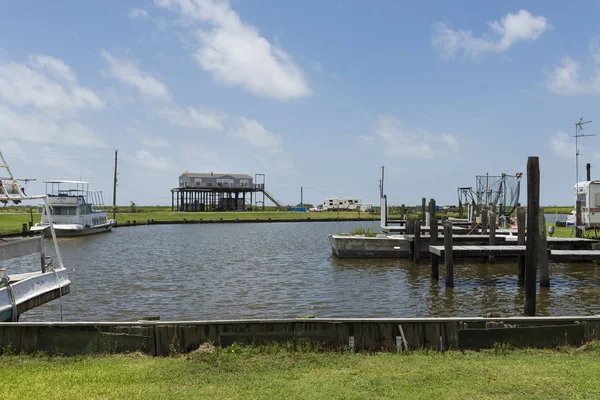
(0, 152, 70, 322)
(30, 180, 115, 237)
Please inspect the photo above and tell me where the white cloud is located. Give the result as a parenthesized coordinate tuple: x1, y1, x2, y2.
(101, 50, 171, 100)
(0, 105, 105, 148)
(132, 150, 178, 171)
(547, 39, 600, 95)
(155, 0, 310, 101)
(372, 115, 459, 159)
(229, 117, 282, 153)
(433, 10, 550, 59)
(137, 134, 172, 148)
(549, 132, 575, 159)
(129, 8, 151, 20)
(157, 105, 227, 130)
(0, 56, 104, 117)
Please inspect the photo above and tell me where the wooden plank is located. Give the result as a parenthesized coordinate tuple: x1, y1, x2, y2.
(550, 250, 600, 262)
(0, 236, 43, 262)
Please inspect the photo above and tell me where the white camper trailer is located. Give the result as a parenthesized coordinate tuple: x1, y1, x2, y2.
(574, 180, 600, 227)
(323, 197, 362, 211)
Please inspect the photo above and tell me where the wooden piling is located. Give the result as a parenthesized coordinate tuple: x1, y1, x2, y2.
(525, 156, 539, 316)
(481, 209, 488, 235)
(413, 220, 421, 264)
(401, 204, 405, 220)
(488, 211, 496, 264)
(538, 208, 549, 287)
(430, 202, 439, 279)
(421, 198, 426, 226)
(444, 221, 453, 287)
(517, 207, 525, 285)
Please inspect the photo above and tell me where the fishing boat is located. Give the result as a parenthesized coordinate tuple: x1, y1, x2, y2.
(30, 180, 115, 237)
(0, 152, 70, 322)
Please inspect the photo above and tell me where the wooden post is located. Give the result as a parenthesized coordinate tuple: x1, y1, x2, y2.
(429, 199, 436, 225)
(517, 207, 526, 285)
(576, 200, 582, 238)
(525, 156, 539, 316)
(488, 211, 496, 264)
(421, 198, 426, 226)
(538, 208, 550, 287)
(430, 211, 439, 280)
(444, 221, 453, 287)
(481, 208, 488, 235)
(413, 220, 421, 264)
(401, 204, 405, 220)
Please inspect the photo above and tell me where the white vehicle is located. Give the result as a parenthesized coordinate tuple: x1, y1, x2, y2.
(573, 180, 600, 228)
(31, 180, 115, 237)
(323, 197, 362, 211)
(360, 203, 373, 212)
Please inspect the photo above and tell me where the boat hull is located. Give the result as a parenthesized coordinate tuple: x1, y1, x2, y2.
(31, 222, 114, 237)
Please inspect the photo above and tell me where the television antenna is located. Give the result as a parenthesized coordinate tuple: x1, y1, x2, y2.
(574, 118, 595, 194)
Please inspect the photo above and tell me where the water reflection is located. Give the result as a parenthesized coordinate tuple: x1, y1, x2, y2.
(9, 221, 600, 322)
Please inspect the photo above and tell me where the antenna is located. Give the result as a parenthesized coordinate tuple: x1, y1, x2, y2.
(574, 119, 595, 196)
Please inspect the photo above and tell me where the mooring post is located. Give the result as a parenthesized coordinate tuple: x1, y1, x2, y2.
(430, 200, 439, 279)
(576, 200, 582, 238)
(517, 207, 525, 285)
(444, 221, 453, 287)
(481, 208, 488, 235)
(538, 208, 550, 287)
(421, 198, 426, 226)
(401, 204, 405, 220)
(413, 219, 421, 264)
(489, 211, 496, 264)
(525, 156, 539, 316)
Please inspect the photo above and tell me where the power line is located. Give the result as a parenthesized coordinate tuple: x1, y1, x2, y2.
(0, 136, 112, 151)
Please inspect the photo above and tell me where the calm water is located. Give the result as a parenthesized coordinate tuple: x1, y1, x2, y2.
(10, 221, 600, 322)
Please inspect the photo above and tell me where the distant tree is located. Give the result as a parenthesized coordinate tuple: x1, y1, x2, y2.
(130, 201, 137, 213)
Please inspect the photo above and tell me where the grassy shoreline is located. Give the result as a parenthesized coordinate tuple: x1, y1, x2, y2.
(1, 343, 599, 399)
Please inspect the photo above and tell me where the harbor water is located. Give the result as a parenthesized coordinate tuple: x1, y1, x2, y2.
(9, 221, 600, 322)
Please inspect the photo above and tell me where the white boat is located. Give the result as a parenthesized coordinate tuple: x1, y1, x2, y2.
(30, 180, 115, 237)
(0, 152, 70, 321)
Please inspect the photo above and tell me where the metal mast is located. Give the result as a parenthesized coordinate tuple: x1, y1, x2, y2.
(574, 119, 594, 196)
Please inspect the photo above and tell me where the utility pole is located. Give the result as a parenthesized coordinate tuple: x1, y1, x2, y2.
(113, 149, 118, 220)
(380, 166, 385, 198)
(300, 186, 303, 206)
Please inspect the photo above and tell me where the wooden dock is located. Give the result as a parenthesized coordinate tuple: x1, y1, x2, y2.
(429, 245, 531, 258)
(429, 245, 600, 262)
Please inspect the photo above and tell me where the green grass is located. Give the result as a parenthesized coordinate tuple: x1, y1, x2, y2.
(1, 344, 600, 399)
(0, 212, 38, 234)
(0, 210, 379, 234)
(114, 210, 378, 223)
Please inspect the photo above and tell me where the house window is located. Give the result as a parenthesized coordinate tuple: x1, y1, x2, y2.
(217, 178, 233, 187)
(239, 179, 249, 187)
(195, 178, 202, 187)
(595, 193, 600, 207)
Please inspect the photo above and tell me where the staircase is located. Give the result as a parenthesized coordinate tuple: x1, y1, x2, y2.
(262, 189, 285, 211)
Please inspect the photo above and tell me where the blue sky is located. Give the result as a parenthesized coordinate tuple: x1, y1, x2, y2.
(1, 1, 600, 207)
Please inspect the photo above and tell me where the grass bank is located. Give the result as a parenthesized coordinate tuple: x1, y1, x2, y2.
(1, 343, 600, 399)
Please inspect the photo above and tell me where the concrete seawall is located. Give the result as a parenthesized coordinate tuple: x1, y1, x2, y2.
(1, 316, 599, 355)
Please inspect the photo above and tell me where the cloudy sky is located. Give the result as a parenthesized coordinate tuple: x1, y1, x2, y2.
(1, 0, 599, 207)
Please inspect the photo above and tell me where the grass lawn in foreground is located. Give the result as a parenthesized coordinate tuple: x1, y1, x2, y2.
(1, 344, 600, 399)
